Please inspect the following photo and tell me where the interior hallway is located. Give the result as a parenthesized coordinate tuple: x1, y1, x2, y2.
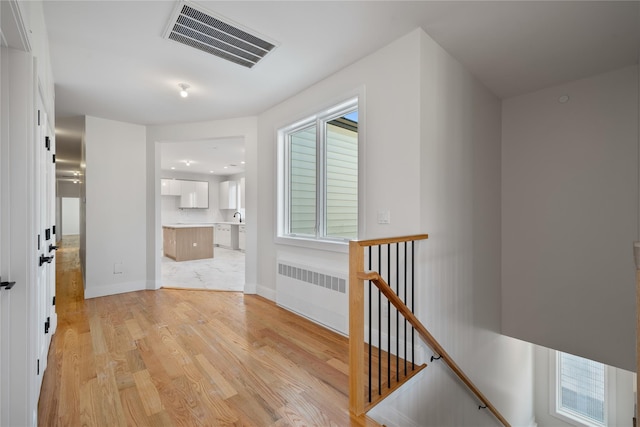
(37, 236, 378, 426)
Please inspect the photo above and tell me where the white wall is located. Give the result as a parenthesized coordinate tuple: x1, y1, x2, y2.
(256, 28, 534, 426)
(85, 116, 147, 298)
(146, 118, 258, 292)
(369, 29, 534, 427)
(502, 66, 639, 372)
(61, 197, 79, 235)
(256, 28, 423, 301)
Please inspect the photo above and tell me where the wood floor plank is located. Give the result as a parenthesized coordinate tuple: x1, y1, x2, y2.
(94, 352, 128, 426)
(132, 369, 164, 416)
(194, 354, 238, 399)
(125, 318, 145, 341)
(120, 385, 153, 427)
(79, 378, 100, 427)
(38, 236, 382, 427)
(57, 328, 81, 426)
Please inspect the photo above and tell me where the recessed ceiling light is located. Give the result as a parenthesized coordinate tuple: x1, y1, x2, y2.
(241, 161, 245, 165)
(185, 160, 191, 166)
(209, 170, 214, 173)
(558, 95, 570, 104)
(224, 166, 228, 169)
(171, 167, 176, 170)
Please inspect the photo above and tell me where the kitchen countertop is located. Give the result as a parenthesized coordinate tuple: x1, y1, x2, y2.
(162, 223, 215, 228)
(162, 222, 244, 228)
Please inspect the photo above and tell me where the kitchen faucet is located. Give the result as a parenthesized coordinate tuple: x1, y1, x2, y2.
(233, 212, 242, 223)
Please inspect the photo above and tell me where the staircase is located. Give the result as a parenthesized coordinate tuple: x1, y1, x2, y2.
(348, 235, 510, 426)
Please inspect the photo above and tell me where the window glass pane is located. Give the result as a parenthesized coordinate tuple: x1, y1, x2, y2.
(559, 352, 606, 425)
(325, 112, 358, 239)
(289, 125, 316, 235)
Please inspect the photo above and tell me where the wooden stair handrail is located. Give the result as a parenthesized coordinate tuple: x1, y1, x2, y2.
(351, 234, 430, 247)
(357, 271, 511, 427)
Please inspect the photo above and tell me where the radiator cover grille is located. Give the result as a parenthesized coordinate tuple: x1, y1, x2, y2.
(276, 257, 348, 334)
(165, 2, 277, 68)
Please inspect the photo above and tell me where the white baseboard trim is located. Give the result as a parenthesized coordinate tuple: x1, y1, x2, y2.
(146, 279, 161, 290)
(243, 282, 257, 294)
(256, 284, 275, 301)
(526, 416, 538, 427)
(84, 280, 147, 299)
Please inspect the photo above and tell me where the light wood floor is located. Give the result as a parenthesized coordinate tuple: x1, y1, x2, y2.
(38, 236, 380, 426)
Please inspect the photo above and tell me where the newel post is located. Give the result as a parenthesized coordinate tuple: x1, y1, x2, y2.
(349, 240, 365, 415)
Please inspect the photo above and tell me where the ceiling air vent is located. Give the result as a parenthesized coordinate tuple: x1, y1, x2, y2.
(164, 2, 277, 69)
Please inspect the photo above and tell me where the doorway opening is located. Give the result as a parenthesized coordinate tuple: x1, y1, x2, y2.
(158, 138, 246, 291)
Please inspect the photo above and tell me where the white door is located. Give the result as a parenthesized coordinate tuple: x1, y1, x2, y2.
(0, 37, 7, 427)
(2, 45, 38, 427)
(34, 94, 50, 394)
(45, 121, 57, 336)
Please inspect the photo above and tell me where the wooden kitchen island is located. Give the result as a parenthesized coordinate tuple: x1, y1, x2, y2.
(163, 224, 214, 261)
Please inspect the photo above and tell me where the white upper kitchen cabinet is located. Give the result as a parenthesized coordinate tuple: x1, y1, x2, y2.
(195, 181, 209, 208)
(179, 180, 209, 208)
(161, 178, 182, 196)
(219, 180, 237, 209)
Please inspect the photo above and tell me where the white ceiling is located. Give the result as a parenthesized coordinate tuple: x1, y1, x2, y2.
(160, 138, 245, 175)
(45, 1, 639, 177)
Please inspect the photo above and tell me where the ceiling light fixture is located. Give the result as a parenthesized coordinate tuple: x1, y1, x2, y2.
(178, 83, 190, 98)
(185, 160, 192, 166)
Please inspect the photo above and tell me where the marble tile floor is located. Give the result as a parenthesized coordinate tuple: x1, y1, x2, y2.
(161, 247, 245, 291)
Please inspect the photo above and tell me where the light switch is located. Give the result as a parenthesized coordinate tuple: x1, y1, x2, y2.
(377, 210, 390, 224)
(113, 262, 123, 274)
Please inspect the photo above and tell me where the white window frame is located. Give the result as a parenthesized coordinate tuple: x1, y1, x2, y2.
(549, 350, 616, 427)
(276, 96, 360, 252)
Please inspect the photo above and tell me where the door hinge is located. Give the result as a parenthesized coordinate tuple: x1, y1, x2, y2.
(37, 110, 40, 126)
(52, 225, 56, 235)
(44, 317, 50, 334)
(52, 154, 56, 163)
(52, 296, 56, 306)
(37, 359, 40, 375)
(45, 228, 51, 241)
(45, 136, 50, 151)
(38, 234, 40, 250)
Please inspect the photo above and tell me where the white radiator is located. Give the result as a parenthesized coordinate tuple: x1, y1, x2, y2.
(276, 255, 348, 335)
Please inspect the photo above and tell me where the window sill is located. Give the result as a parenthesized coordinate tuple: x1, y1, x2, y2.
(274, 235, 349, 254)
(551, 409, 605, 427)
